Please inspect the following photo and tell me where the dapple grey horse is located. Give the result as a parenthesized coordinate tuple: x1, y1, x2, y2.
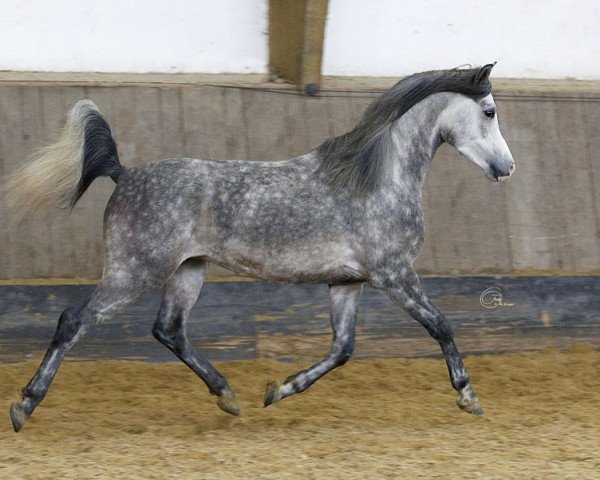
(5, 64, 514, 431)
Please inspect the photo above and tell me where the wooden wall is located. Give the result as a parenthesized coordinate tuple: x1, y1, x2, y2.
(1, 82, 599, 279)
(2, 276, 599, 362)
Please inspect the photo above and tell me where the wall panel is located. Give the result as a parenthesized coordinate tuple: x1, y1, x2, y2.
(1, 83, 598, 279)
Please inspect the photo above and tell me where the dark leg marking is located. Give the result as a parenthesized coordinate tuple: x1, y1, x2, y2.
(264, 282, 363, 407)
(152, 258, 239, 416)
(11, 277, 145, 432)
(380, 268, 483, 415)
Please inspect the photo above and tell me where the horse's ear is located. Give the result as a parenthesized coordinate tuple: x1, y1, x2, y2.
(474, 62, 496, 84)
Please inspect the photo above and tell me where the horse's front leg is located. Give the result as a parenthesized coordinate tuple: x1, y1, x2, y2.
(264, 282, 363, 407)
(374, 268, 483, 415)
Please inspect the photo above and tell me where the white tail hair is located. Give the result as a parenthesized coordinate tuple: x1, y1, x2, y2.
(3, 100, 121, 220)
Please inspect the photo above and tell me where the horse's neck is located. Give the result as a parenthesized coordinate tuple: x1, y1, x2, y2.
(386, 94, 448, 196)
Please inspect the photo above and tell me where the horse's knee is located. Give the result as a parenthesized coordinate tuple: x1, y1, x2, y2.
(152, 323, 171, 344)
(152, 320, 183, 351)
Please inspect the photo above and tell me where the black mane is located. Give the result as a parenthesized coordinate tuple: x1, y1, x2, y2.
(316, 66, 494, 195)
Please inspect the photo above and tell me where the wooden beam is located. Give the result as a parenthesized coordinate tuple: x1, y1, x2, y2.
(299, 0, 329, 95)
(269, 0, 329, 95)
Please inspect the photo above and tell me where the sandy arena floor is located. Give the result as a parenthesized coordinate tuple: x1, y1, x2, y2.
(0, 345, 599, 479)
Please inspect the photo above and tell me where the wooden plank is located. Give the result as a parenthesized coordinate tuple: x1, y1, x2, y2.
(327, 94, 354, 138)
(552, 101, 600, 271)
(0, 86, 22, 278)
(14, 87, 49, 278)
(284, 92, 311, 156)
(501, 98, 545, 271)
(0, 70, 270, 87)
(157, 87, 185, 159)
(304, 96, 334, 149)
(268, 0, 328, 94)
(551, 100, 600, 270)
(182, 85, 249, 164)
(268, 0, 305, 84)
(426, 142, 511, 273)
(580, 100, 600, 254)
(348, 93, 373, 126)
(1, 276, 599, 362)
(109, 87, 137, 166)
(242, 89, 290, 161)
(221, 87, 250, 160)
(180, 86, 211, 159)
(299, 0, 329, 94)
(503, 99, 574, 271)
(530, 99, 576, 269)
(1, 70, 597, 96)
(130, 87, 162, 166)
(38, 86, 67, 277)
(187, 85, 251, 161)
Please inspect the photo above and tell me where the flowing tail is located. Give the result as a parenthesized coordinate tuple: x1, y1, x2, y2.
(3, 100, 122, 219)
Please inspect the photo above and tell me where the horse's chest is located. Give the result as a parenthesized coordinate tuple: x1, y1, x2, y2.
(390, 214, 424, 257)
(364, 207, 425, 261)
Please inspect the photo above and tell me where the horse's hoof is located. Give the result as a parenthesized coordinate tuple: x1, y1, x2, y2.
(456, 398, 484, 416)
(10, 403, 29, 432)
(217, 390, 240, 416)
(263, 381, 281, 407)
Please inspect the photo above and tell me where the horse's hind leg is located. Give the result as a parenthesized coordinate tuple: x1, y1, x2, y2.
(10, 275, 147, 432)
(152, 258, 240, 416)
(264, 283, 363, 407)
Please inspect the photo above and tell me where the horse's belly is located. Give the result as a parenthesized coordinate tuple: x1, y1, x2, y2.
(209, 242, 365, 284)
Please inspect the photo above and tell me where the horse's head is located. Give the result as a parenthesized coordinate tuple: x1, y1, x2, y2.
(440, 64, 515, 182)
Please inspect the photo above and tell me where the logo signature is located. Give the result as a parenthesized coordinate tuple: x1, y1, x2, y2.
(480, 287, 514, 309)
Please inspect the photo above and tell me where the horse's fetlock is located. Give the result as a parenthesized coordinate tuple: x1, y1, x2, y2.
(282, 375, 304, 394)
(454, 376, 469, 392)
(20, 386, 33, 401)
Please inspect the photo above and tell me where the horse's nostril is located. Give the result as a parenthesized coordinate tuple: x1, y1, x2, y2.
(509, 162, 515, 173)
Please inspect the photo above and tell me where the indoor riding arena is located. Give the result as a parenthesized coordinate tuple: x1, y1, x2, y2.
(1, 2, 599, 479)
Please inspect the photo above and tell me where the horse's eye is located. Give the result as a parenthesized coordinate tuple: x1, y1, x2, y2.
(484, 109, 496, 118)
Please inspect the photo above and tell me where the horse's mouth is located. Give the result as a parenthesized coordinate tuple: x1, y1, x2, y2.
(488, 162, 515, 182)
(490, 165, 504, 182)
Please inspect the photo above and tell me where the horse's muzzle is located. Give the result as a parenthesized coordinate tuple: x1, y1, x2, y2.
(489, 161, 515, 182)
